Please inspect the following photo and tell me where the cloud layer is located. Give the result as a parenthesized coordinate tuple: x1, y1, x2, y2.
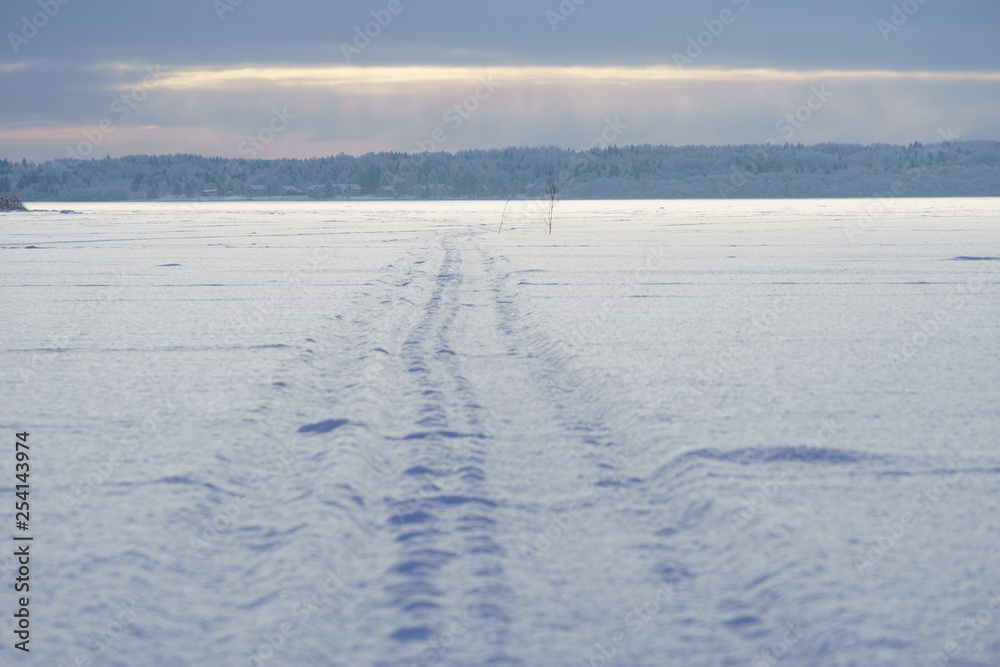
(2, 0, 998, 161)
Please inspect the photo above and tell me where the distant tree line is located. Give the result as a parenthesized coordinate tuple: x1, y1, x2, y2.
(1, 141, 998, 202)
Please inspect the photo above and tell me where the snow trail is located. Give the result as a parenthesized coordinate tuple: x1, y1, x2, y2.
(3, 201, 998, 666)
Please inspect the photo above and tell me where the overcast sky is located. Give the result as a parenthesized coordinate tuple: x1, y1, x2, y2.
(2, 0, 998, 162)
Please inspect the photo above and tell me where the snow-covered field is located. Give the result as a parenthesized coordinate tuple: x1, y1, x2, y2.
(2, 199, 999, 666)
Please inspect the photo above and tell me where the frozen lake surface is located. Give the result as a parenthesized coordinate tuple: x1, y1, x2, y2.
(2, 199, 999, 666)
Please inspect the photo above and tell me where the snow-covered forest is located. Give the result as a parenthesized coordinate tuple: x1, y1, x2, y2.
(3, 141, 999, 202)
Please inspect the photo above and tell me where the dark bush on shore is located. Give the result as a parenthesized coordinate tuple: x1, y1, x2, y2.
(0, 192, 27, 211)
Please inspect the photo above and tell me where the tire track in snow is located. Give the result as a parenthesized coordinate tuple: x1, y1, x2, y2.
(361, 229, 686, 664)
(371, 235, 524, 666)
(287, 226, 683, 665)
(460, 236, 697, 662)
(288, 231, 523, 665)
